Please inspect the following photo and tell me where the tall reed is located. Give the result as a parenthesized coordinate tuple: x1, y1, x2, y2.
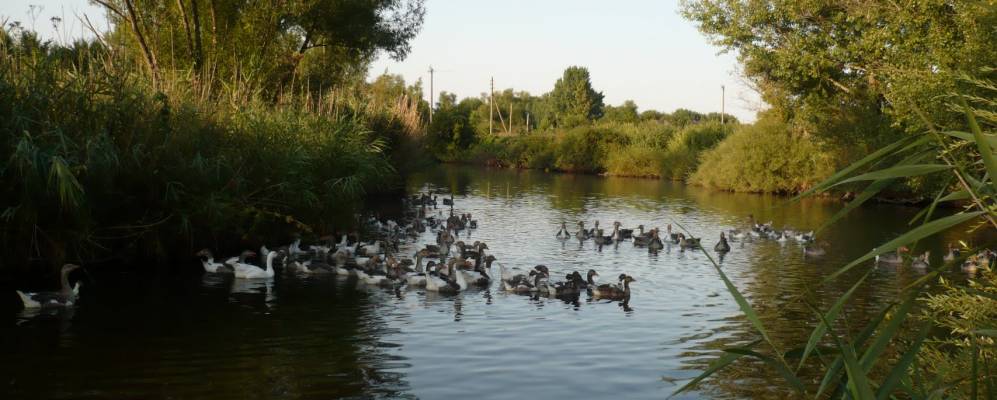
(0, 28, 414, 273)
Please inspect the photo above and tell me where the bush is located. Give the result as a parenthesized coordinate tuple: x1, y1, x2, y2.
(661, 121, 729, 180)
(689, 116, 833, 192)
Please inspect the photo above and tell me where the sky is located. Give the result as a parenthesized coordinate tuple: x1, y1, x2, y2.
(1, 0, 763, 122)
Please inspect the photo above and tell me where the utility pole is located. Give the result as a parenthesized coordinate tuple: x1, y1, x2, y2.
(509, 100, 513, 135)
(428, 65, 434, 123)
(721, 85, 725, 125)
(489, 77, 494, 135)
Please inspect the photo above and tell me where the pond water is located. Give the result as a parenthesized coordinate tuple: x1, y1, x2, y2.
(1, 166, 983, 399)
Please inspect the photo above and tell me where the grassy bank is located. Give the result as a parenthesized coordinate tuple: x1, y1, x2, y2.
(0, 32, 422, 273)
(448, 120, 732, 179)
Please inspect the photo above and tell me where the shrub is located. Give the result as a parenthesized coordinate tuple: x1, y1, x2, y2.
(689, 116, 834, 192)
(661, 121, 729, 180)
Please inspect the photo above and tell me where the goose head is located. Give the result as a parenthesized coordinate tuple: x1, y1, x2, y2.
(587, 269, 599, 283)
(483, 255, 497, 269)
(195, 249, 214, 260)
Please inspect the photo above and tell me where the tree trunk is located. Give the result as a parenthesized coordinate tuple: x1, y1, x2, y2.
(123, 0, 160, 88)
(208, 0, 217, 52)
(175, 0, 195, 64)
(190, 0, 203, 72)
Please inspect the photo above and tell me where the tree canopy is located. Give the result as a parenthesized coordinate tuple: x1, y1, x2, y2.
(549, 66, 605, 127)
(681, 0, 997, 142)
(94, 0, 425, 92)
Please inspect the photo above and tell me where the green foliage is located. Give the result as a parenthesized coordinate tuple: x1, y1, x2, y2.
(681, 0, 995, 140)
(691, 115, 835, 193)
(0, 27, 412, 271)
(661, 121, 729, 180)
(920, 272, 997, 399)
(672, 76, 997, 399)
(549, 66, 604, 127)
(96, 0, 425, 92)
(555, 125, 613, 172)
(601, 100, 639, 124)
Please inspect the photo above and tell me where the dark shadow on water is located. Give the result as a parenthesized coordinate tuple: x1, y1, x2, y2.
(0, 272, 412, 400)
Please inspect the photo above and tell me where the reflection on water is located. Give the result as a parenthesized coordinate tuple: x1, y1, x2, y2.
(2, 165, 991, 399)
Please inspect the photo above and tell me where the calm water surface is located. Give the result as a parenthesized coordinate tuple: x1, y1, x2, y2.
(1, 166, 980, 399)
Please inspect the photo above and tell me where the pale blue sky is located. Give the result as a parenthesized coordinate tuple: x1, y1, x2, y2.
(2, 0, 761, 121)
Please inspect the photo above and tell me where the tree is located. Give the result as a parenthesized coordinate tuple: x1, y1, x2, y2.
(681, 1, 996, 142)
(602, 100, 639, 123)
(95, 0, 426, 93)
(549, 66, 604, 128)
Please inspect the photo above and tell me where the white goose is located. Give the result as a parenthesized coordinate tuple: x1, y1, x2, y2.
(235, 250, 278, 279)
(17, 264, 83, 308)
(404, 251, 430, 287)
(426, 261, 467, 293)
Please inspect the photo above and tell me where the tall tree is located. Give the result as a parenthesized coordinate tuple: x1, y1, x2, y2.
(549, 66, 604, 128)
(681, 0, 997, 142)
(95, 0, 425, 93)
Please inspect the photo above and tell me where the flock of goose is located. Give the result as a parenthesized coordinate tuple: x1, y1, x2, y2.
(14, 193, 996, 310)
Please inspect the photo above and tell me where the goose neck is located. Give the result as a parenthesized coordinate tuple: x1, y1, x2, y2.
(60, 269, 73, 294)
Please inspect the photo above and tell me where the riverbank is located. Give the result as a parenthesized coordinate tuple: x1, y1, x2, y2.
(0, 32, 423, 275)
(432, 114, 873, 195)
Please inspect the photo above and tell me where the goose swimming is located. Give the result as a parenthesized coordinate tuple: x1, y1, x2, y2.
(235, 250, 279, 279)
(943, 243, 961, 263)
(875, 246, 909, 265)
(227, 250, 260, 276)
(911, 251, 930, 270)
(803, 243, 827, 257)
(196, 249, 234, 273)
(556, 222, 571, 239)
(16, 264, 83, 309)
(591, 274, 635, 300)
(714, 232, 731, 253)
